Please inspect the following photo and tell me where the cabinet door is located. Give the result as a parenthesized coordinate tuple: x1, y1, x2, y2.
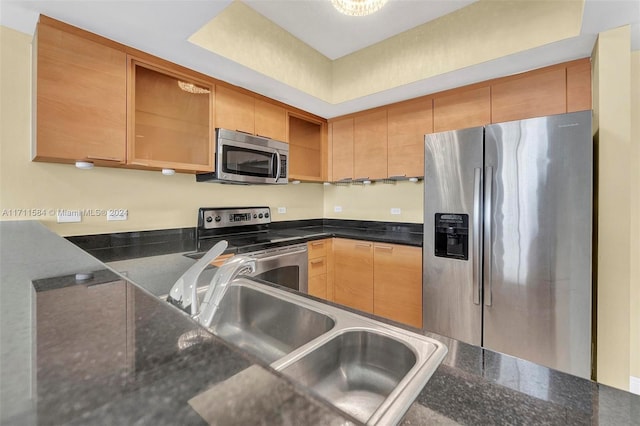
(289, 116, 324, 181)
(433, 86, 490, 133)
(491, 68, 566, 123)
(255, 99, 287, 141)
(330, 118, 354, 181)
(387, 99, 433, 178)
(333, 238, 373, 313)
(307, 239, 331, 300)
(308, 256, 327, 300)
(354, 110, 387, 181)
(129, 60, 213, 172)
(215, 85, 254, 134)
(34, 23, 126, 165)
(373, 244, 422, 328)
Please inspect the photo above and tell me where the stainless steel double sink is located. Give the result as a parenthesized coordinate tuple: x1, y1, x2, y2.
(199, 277, 448, 425)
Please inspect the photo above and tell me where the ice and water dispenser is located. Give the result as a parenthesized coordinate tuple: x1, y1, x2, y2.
(434, 214, 469, 260)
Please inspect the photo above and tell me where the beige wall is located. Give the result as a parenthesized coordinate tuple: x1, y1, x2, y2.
(323, 181, 423, 223)
(592, 26, 632, 391)
(630, 50, 640, 382)
(0, 27, 324, 237)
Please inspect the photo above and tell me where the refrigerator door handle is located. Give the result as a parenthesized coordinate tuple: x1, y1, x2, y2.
(472, 167, 482, 305)
(484, 166, 493, 307)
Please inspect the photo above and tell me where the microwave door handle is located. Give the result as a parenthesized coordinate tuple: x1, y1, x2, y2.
(274, 150, 282, 181)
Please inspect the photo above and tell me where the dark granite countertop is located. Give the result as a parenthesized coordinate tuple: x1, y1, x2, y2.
(0, 221, 354, 425)
(4, 221, 639, 425)
(66, 219, 424, 264)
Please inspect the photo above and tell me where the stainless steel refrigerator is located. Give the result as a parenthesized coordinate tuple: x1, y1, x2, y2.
(423, 111, 593, 379)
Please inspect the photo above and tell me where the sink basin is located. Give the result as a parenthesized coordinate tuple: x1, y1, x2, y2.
(279, 330, 416, 423)
(207, 284, 335, 363)
(181, 278, 446, 424)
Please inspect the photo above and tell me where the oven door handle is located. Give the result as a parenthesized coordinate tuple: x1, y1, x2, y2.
(251, 247, 308, 263)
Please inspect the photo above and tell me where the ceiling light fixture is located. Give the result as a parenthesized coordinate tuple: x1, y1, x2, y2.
(331, 0, 388, 16)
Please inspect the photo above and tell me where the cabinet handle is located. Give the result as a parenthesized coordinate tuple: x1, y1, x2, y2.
(311, 242, 325, 247)
(87, 155, 123, 162)
(375, 245, 394, 252)
(355, 243, 371, 248)
(310, 259, 324, 265)
(256, 134, 271, 139)
(354, 177, 370, 181)
(388, 175, 406, 179)
(235, 129, 253, 135)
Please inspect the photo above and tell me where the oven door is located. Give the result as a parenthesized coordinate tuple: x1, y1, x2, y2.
(247, 244, 308, 293)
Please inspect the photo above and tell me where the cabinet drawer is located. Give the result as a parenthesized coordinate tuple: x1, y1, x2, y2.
(308, 240, 328, 259)
(308, 257, 327, 277)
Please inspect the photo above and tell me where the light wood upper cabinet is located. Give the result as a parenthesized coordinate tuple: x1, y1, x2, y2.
(255, 99, 287, 141)
(330, 117, 355, 182)
(491, 68, 566, 123)
(567, 60, 592, 113)
(387, 99, 433, 178)
(128, 60, 214, 172)
(433, 86, 491, 133)
(333, 238, 374, 313)
(33, 21, 127, 165)
(373, 243, 422, 328)
(289, 115, 325, 181)
(215, 85, 255, 135)
(216, 86, 288, 142)
(354, 110, 388, 181)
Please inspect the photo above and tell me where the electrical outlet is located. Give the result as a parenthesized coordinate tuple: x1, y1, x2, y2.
(57, 210, 81, 223)
(278, 207, 287, 214)
(391, 208, 401, 215)
(334, 206, 343, 213)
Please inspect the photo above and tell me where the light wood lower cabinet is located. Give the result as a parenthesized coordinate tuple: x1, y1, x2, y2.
(332, 238, 374, 313)
(315, 238, 423, 327)
(373, 243, 422, 328)
(307, 239, 333, 300)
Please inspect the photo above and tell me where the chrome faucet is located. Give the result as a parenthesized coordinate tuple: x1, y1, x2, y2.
(167, 240, 256, 327)
(197, 255, 256, 327)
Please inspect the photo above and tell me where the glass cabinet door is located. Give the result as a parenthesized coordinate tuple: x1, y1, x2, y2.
(129, 60, 214, 172)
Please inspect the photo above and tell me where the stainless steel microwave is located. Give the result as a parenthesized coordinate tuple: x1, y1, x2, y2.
(196, 128, 288, 184)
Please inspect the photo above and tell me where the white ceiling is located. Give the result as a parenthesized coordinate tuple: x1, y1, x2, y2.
(1, 0, 639, 118)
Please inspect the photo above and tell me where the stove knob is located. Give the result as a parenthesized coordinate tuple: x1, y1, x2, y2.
(264, 212, 270, 218)
(258, 213, 264, 219)
(253, 214, 258, 219)
(214, 216, 221, 222)
(206, 216, 213, 223)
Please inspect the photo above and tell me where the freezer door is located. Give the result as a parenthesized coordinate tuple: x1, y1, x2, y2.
(483, 111, 592, 379)
(424, 127, 484, 345)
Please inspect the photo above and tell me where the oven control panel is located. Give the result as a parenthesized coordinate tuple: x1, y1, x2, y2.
(199, 207, 271, 229)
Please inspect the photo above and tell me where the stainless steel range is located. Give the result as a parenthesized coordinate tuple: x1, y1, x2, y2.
(195, 207, 308, 293)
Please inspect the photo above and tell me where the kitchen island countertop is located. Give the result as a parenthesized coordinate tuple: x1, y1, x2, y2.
(2, 221, 639, 425)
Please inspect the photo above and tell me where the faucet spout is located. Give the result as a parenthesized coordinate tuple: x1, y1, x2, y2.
(167, 240, 228, 315)
(198, 255, 256, 327)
